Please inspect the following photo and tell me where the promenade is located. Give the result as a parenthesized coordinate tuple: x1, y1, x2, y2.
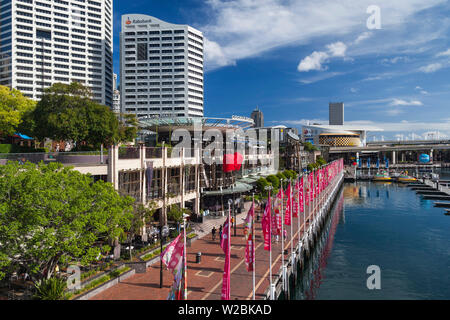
(90, 204, 312, 300)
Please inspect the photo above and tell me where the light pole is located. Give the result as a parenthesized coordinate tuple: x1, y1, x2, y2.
(159, 224, 169, 288)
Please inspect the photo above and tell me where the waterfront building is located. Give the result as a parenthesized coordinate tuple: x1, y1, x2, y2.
(120, 14, 204, 119)
(303, 103, 382, 147)
(0, 116, 277, 235)
(251, 107, 264, 128)
(0, 0, 114, 107)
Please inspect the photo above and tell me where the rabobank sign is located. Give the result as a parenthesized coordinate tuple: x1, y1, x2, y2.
(125, 16, 152, 25)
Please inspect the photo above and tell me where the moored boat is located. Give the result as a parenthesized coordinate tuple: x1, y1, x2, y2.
(373, 171, 392, 182)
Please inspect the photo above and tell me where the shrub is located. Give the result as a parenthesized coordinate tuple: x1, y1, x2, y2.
(33, 277, 68, 300)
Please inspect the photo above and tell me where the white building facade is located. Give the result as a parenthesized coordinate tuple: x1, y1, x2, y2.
(0, 0, 113, 107)
(120, 14, 204, 118)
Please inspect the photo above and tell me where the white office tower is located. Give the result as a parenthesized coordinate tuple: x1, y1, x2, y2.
(120, 14, 204, 118)
(0, 0, 114, 107)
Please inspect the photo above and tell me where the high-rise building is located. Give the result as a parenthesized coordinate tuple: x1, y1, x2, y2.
(120, 14, 204, 118)
(0, 0, 114, 107)
(329, 102, 344, 125)
(251, 107, 264, 128)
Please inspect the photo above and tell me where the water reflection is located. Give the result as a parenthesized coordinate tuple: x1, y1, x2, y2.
(294, 189, 344, 300)
(294, 181, 450, 300)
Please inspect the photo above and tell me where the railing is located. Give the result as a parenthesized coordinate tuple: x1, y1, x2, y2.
(0, 152, 108, 165)
(145, 147, 162, 159)
(118, 147, 140, 159)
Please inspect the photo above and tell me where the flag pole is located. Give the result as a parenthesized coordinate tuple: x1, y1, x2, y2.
(280, 179, 286, 296)
(183, 214, 187, 300)
(228, 201, 231, 300)
(265, 185, 274, 299)
(252, 192, 255, 300)
(297, 175, 300, 257)
(290, 178, 294, 268)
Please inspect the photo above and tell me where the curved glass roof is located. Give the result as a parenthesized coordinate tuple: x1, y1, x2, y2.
(138, 116, 255, 132)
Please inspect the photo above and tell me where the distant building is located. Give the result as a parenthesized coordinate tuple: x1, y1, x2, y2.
(329, 102, 344, 125)
(113, 74, 118, 91)
(0, 0, 114, 107)
(113, 90, 121, 114)
(302, 102, 382, 147)
(251, 107, 264, 128)
(120, 14, 204, 119)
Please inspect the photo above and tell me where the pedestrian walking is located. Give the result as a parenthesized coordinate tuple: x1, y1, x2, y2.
(219, 225, 223, 242)
(212, 226, 217, 241)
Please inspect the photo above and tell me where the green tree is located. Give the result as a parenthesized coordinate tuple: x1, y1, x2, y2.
(167, 204, 191, 233)
(0, 85, 36, 137)
(303, 142, 318, 152)
(256, 177, 270, 195)
(317, 156, 326, 166)
(266, 175, 280, 190)
(28, 82, 138, 149)
(0, 161, 134, 282)
(125, 202, 156, 260)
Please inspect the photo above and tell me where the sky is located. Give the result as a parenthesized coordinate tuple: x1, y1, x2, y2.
(113, 0, 450, 141)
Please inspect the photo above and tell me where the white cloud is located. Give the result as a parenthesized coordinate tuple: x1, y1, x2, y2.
(390, 99, 423, 106)
(201, 0, 446, 70)
(203, 38, 236, 70)
(386, 109, 404, 116)
(297, 41, 347, 72)
(415, 86, 429, 94)
(298, 72, 345, 84)
(354, 32, 372, 44)
(350, 88, 359, 93)
(419, 63, 443, 73)
(326, 42, 347, 57)
(436, 49, 450, 57)
(297, 51, 329, 72)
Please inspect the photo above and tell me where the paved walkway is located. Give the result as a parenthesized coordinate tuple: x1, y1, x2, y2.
(90, 201, 317, 300)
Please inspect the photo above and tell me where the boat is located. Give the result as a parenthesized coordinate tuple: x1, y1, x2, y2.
(397, 175, 418, 183)
(373, 171, 392, 182)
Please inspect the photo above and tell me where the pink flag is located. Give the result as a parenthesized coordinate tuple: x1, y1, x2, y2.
(161, 234, 184, 272)
(273, 190, 282, 235)
(293, 181, 299, 218)
(299, 177, 304, 213)
(244, 204, 255, 272)
(161, 234, 185, 300)
(220, 217, 231, 300)
(284, 183, 291, 226)
(262, 195, 272, 251)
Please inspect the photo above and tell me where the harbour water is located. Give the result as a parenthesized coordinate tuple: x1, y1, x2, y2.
(293, 179, 450, 300)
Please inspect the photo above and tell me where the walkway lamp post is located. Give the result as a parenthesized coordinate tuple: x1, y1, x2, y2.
(159, 224, 169, 288)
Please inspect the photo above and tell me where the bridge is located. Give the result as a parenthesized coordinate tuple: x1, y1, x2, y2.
(327, 140, 450, 165)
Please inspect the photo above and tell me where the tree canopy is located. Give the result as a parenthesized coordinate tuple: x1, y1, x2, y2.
(24, 82, 138, 149)
(0, 85, 36, 137)
(0, 161, 135, 282)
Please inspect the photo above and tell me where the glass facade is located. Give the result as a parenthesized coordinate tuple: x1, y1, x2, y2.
(0, 0, 12, 86)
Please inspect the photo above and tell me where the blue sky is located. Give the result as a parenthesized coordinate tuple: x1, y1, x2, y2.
(113, 0, 450, 141)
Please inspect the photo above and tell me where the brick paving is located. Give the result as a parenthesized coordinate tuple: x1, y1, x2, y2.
(90, 201, 317, 301)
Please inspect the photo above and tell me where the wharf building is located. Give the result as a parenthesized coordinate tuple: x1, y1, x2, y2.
(0, 0, 114, 107)
(120, 14, 204, 119)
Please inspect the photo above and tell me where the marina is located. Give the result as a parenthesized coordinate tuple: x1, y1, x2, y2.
(293, 181, 450, 300)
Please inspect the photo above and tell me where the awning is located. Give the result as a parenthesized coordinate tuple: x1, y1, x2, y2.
(202, 182, 253, 196)
(14, 133, 33, 140)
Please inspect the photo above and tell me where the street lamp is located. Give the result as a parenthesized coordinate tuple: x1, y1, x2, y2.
(159, 224, 169, 288)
